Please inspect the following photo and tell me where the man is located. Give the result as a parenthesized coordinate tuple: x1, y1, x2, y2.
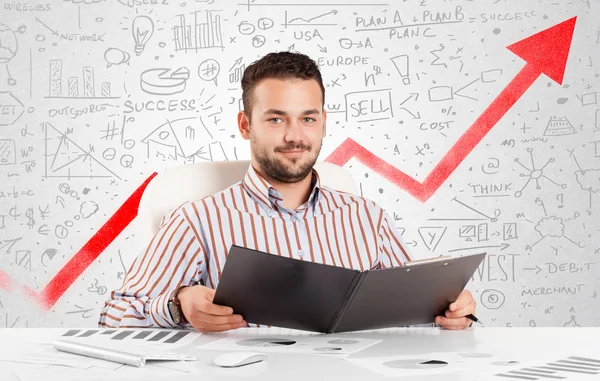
(99, 51, 476, 332)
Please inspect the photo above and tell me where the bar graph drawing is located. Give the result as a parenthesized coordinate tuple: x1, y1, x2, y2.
(173, 10, 224, 52)
(46, 60, 118, 99)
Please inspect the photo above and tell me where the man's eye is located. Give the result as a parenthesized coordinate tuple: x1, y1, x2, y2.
(269, 118, 282, 123)
(303, 117, 315, 123)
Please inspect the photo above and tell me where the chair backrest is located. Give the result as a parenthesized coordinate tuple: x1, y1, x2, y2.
(135, 160, 358, 247)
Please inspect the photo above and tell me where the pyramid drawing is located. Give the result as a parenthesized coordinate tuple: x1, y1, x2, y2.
(543, 116, 577, 136)
(44, 122, 120, 179)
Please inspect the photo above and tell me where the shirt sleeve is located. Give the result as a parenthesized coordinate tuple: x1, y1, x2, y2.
(377, 210, 413, 268)
(98, 202, 206, 328)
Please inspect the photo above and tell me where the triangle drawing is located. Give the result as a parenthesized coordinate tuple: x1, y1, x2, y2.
(543, 116, 576, 136)
(418, 226, 447, 251)
(44, 122, 120, 179)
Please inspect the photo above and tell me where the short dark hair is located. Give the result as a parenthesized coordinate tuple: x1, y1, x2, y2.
(241, 51, 325, 121)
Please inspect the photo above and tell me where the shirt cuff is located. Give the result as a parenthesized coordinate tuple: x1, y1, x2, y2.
(148, 290, 177, 328)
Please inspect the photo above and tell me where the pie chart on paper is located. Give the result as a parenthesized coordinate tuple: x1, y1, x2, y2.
(236, 338, 297, 347)
(383, 359, 449, 369)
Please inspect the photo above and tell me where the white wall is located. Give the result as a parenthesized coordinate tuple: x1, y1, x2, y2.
(0, 0, 598, 327)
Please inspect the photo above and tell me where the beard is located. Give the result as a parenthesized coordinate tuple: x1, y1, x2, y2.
(250, 132, 321, 184)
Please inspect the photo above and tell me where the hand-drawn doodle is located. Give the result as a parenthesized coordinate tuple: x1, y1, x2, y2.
(0, 22, 25, 86)
(577, 92, 597, 106)
(0, 174, 157, 309)
(0, 139, 16, 164)
(42, 122, 121, 180)
(480, 289, 506, 310)
(283, 10, 337, 28)
(543, 116, 577, 136)
(1, 1, 597, 329)
(41, 248, 58, 267)
(327, 18, 577, 202)
(198, 59, 220, 85)
(140, 67, 190, 95)
(0, 91, 24, 126)
(104, 47, 131, 67)
(525, 198, 585, 249)
(514, 148, 567, 197)
(131, 16, 154, 56)
(390, 54, 410, 84)
(46, 60, 118, 99)
(141, 116, 215, 160)
(173, 10, 223, 52)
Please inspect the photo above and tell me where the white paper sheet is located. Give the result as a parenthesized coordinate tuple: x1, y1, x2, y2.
(0, 342, 124, 370)
(8, 360, 199, 381)
(198, 327, 381, 356)
(55, 328, 201, 349)
(345, 351, 534, 378)
(0, 328, 203, 380)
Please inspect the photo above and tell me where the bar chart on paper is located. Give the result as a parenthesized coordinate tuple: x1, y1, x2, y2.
(494, 356, 600, 380)
(61, 328, 200, 347)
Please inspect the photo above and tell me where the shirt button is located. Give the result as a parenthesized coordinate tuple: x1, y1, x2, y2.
(297, 250, 304, 257)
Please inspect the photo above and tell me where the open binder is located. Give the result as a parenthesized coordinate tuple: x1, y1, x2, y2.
(213, 245, 486, 333)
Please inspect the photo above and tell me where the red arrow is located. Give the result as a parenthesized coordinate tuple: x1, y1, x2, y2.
(326, 17, 577, 202)
(0, 172, 157, 309)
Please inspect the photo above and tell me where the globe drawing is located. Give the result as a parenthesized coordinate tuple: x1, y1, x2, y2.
(0, 23, 18, 64)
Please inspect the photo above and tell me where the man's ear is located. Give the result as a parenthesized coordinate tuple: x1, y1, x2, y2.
(322, 109, 327, 137)
(238, 111, 251, 140)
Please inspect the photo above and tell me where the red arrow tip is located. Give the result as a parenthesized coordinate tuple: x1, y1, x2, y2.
(506, 16, 577, 85)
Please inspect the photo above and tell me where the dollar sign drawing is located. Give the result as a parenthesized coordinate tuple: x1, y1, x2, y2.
(26, 207, 35, 229)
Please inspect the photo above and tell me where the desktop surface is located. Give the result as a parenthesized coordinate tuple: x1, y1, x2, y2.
(0, 327, 598, 381)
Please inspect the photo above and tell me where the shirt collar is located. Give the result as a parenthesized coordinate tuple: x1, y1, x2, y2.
(242, 164, 322, 214)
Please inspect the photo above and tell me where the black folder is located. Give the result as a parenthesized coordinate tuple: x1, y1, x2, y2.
(213, 245, 486, 333)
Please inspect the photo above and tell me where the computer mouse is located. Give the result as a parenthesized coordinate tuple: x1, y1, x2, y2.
(213, 351, 268, 368)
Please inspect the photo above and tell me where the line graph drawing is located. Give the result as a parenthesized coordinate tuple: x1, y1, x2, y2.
(283, 10, 338, 27)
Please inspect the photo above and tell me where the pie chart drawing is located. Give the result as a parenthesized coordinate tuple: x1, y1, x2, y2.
(327, 339, 360, 345)
(236, 338, 297, 347)
(383, 359, 448, 369)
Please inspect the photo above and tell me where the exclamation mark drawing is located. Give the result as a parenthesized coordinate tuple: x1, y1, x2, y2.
(391, 54, 410, 85)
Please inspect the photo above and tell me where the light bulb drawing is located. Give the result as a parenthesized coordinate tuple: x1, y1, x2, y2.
(132, 16, 154, 56)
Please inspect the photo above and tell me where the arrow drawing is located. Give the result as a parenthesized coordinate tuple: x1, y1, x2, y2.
(326, 17, 577, 202)
(0, 173, 157, 309)
(448, 243, 510, 252)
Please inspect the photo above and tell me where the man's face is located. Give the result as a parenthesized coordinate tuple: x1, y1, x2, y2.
(242, 78, 326, 184)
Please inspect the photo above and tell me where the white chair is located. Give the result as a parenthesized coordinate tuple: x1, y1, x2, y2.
(135, 160, 358, 247)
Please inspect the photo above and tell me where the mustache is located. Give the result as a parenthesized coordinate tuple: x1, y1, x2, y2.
(275, 143, 310, 152)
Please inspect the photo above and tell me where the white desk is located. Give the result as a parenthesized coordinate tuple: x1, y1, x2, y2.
(1, 327, 599, 381)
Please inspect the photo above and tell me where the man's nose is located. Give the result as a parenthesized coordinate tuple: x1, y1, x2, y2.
(284, 120, 303, 142)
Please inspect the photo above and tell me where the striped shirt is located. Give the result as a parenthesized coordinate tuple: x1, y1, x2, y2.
(99, 163, 416, 329)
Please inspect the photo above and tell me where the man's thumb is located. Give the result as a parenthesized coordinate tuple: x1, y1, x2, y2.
(205, 287, 216, 301)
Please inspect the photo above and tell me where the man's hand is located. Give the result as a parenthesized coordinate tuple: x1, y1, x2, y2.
(435, 289, 476, 330)
(177, 285, 247, 332)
